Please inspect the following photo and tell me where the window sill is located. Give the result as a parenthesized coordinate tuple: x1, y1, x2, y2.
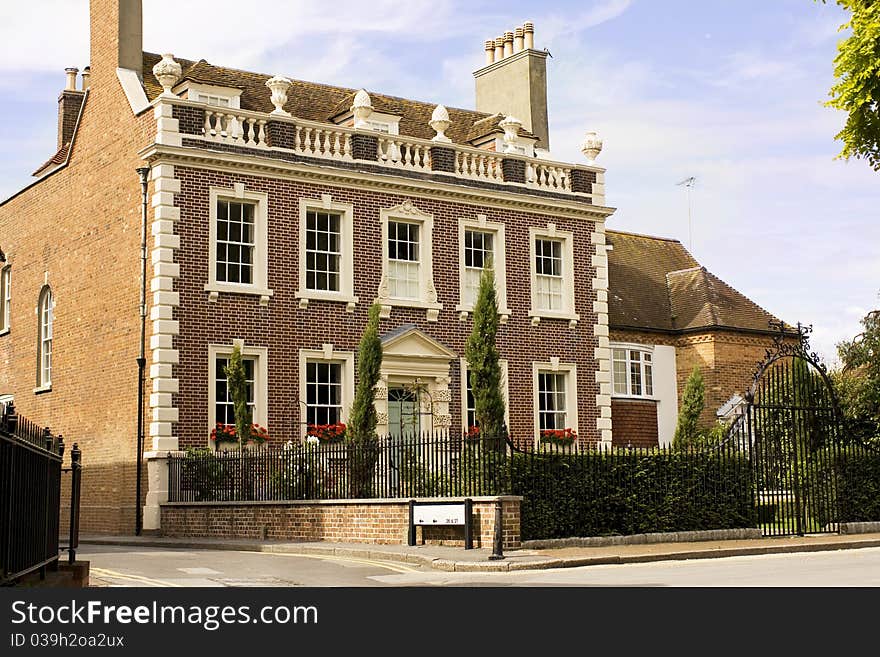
(0, 328, 9, 337)
(205, 283, 273, 306)
(375, 297, 443, 322)
(295, 290, 358, 312)
(528, 310, 580, 327)
(33, 384, 52, 395)
(456, 304, 511, 324)
(612, 394, 657, 402)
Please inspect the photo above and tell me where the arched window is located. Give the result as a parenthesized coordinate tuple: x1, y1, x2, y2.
(37, 286, 53, 388)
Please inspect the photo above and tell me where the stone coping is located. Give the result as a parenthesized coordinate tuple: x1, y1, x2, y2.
(162, 495, 523, 507)
(522, 528, 762, 549)
(840, 521, 880, 535)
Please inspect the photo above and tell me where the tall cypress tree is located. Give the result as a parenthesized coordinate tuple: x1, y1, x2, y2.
(225, 344, 252, 445)
(349, 303, 383, 442)
(347, 304, 383, 496)
(465, 264, 506, 439)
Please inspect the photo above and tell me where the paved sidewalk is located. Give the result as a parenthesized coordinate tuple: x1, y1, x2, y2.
(80, 532, 880, 573)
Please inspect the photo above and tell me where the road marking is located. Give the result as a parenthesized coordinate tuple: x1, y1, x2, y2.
(233, 550, 420, 574)
(90, 567, 183, 587)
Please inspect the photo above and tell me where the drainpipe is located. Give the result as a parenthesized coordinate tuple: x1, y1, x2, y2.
(135, 167, 150, 535)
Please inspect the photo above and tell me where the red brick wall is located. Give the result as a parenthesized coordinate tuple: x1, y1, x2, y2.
(160, 497, 522, 549)
(0, 0, 155, 534)
(610, 399, 659, 447)
(172, 167, 601, 450)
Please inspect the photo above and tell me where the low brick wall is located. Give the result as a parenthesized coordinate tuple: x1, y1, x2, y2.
(160, 496, 522, 549)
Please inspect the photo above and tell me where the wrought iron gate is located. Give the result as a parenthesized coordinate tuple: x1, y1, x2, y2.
(744, 323, 843, 537)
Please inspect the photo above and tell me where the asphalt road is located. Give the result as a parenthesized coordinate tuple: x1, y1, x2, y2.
(80, 544, 880, 587)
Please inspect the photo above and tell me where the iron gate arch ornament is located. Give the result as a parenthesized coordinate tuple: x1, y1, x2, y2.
(742, 321, 847, 537)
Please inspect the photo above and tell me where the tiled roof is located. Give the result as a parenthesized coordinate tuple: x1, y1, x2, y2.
(32, 143, 70, 177)
(606, 230, 783, 334)
(143, 52, 502, 145)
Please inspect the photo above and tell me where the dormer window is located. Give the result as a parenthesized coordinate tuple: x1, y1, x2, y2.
(174, 81, 242, 110)
(335, 111, 401, 135)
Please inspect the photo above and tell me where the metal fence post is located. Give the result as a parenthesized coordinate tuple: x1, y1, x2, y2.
(68, 443, 82, 564)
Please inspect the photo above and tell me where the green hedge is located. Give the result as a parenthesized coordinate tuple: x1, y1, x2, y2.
(836, 447, 880, 523)
(510, 450, 756, 541)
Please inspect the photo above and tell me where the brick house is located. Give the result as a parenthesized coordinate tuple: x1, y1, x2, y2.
(0, 1, 787, 534)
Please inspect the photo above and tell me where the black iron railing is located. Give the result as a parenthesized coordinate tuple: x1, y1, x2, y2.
(0, 403, 66, 585)
(169, 433, 510, 502)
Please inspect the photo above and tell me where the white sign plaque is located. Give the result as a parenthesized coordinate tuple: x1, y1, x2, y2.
(413, 503, 466, 525)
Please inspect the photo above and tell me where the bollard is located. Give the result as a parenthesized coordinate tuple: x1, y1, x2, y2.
(488, 500, 505, 560)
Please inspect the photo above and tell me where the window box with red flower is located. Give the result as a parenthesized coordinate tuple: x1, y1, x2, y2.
(539, 428, 577, 448)
(210, 422, 270, 449)
(306, 422, 347, 444)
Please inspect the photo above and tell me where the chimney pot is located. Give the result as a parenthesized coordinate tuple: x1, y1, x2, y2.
(64, 67, 79, 91)
(494, 37, 504, 61)
(514, 27, 525, 53)
(484, 40, 495, 65)
(81, 66, 91, 90)
(523, 21, 535, 49)
(503, 31, 514, 57)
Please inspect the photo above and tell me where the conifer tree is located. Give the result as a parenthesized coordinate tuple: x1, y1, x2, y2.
(465, 264, 506, 439)
(225, 344, 252, 445)
(349, 303, 382, 442)
(673, 366, 704, 448)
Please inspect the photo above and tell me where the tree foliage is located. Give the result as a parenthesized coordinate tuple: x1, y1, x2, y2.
(464, 264, 507, 439)
(834, 308, 880, 443)
(224, 344, 251, 445)
(820, 0, 880, 170)
(349, 303, 383, 442)
(347, 303, 383, 497)
(673, 366, 705, 447)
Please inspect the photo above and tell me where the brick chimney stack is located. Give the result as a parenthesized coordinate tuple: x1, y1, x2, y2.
(57, 68, 86, 149)
(90, 0, 144, 83)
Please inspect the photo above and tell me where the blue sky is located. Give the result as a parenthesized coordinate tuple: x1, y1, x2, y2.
(1, 0, 877, 363)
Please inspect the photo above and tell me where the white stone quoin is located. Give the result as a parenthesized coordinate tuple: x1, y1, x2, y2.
(265, 75, 292, 116)
(429, 104, 452, 143)
(152, 54, 182, 97)
(352, 89, 374, 129)
(581, 130, 603, 164)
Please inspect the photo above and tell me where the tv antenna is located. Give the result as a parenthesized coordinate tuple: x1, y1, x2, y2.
(676, 176, 697, 251)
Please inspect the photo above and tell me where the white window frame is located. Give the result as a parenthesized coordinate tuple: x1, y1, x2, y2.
(528, 225, 579, 325)
(0, 265, 10, 334)
(532, 361, 579, 442)
(459, 357, 510, 432)
(295, 197, 357, 310)
(207, 343, 269, 447)
(376, 202, 442, 321)
(35, 286, 53, 392)
(338, 111, 401, 135)
(205, 186, 273, 305)
(298, 346, 355, 439)
(176, 82, 242, 109)
(456, 216, 511, 322)
(611, 343, 655, 399)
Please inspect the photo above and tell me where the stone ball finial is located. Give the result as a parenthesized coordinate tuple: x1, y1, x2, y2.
(581, 130, 603, 164)
(352, 89, 373, 129)
(265, 75, 292, 116)
(429, 104, 452, 143)
(153, 54, 182, 97)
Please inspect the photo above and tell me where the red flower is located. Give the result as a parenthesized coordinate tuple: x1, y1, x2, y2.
(306, 422, 347, 443)
(539, 428, 577, 445)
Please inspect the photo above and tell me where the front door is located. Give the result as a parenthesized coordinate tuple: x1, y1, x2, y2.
(387, 387, 419, 439)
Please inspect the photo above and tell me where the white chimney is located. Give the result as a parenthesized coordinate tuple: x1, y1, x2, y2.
(65, 67, 79, 91)
(474, 20, 549, 149)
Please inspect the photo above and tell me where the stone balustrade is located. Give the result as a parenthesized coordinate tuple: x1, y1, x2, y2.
(160, 97, 605, 204)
